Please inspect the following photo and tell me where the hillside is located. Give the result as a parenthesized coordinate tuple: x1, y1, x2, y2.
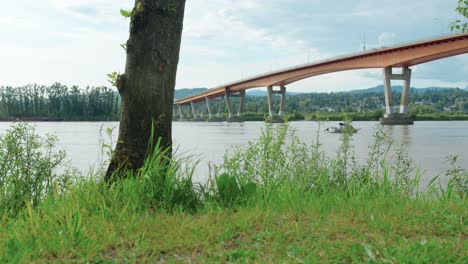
(174, 88, 208, 99)
(346, 85, 461, 94)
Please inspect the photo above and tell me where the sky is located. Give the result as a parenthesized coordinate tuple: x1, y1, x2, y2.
(0, 0, 467, 92)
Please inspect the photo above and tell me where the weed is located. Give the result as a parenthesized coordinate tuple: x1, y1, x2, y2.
(0, 123, 72, 217)
(445, 155, 467, 198)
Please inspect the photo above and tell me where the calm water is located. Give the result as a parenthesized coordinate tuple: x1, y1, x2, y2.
(0, 121, 466, 185)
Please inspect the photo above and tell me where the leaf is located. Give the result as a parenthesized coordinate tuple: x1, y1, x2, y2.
(120, 9, 132, 18)
(120, 43, 127, 51)
(216, 174, 240, 205)
(241, 182, 257, 197)
(136, 2, 144, 12)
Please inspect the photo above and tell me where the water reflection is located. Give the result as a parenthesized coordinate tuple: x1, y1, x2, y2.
(384, 125, 411, 146)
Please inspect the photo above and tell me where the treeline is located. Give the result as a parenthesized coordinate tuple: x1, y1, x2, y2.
(177, 87, 468, 121)
(282, 87, 468, 113)
(0, 84, 466, 121)
(0, 83, 120, 121)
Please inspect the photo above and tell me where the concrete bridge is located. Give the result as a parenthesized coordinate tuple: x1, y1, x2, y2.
(175, 33, 468, 124)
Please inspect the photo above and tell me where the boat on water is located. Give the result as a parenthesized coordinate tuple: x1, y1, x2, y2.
(325, 123, 359, 134)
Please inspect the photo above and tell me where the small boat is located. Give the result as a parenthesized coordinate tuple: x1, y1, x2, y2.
(325, 123, 359, 134)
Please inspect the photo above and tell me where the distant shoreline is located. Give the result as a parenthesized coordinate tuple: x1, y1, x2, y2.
(0, 117, 64, 122)
(0, 114, 467, 122)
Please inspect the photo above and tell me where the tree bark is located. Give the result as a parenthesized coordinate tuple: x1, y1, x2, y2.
(105, 0, 186, 181)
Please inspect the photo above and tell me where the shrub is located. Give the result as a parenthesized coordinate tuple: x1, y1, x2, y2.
(0, 123, 71, 217)
(210, 121, 448, 207)
(444, 155, 468, 199)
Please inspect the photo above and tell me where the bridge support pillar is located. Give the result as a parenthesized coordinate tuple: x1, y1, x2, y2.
(206, 97, 223, 122)
(172, 104, 177, 121)
(225, 88, 245, 122)
(279, 85, 286, 117)
(177, 104, 187, 121)
(399, 67, 412, 115)
(190, 101, 205, 122)
(225, 88, 233, 118)
(206, 97, 212, 118)
(237, 90, 245, 117)
(217, 104, 222, 118)
(266, 85, 286, 123)
(380, 67, 414, 125)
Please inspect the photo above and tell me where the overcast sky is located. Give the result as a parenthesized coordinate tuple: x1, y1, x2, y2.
(0, 0, 467, 92)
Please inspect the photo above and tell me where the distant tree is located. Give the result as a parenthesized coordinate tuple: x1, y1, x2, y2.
(450, 0, 468, 32)
(105, 1, 187, 181)
(0, 84, 119, 121)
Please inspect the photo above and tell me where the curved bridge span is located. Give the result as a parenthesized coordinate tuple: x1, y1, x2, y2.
(175, 33, 468, 124)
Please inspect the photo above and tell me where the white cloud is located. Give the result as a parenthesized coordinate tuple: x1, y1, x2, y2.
(0, 0, 465, 92)
(287, 70, 382, 92)
(55, 27, 95, 39)
(377, 32, 397, 47)
(0, 16, 38, 29)
(48, 0, 133, 23)
(0, 29, 127, 87)
(183, 0, 309, 51)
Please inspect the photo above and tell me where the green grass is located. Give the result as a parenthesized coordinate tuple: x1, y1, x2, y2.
(0, 122, 466, 262)
(414, 113, 468, 121)
(1, 192, 466, 262)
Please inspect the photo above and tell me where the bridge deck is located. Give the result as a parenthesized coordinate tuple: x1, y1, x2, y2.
(176, 33, 468, 105)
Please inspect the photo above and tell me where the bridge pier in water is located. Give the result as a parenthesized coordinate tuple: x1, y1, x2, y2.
(225, 88, 245, 122)
(205, 97, 224, 122)
(380, 67, 414, 125)
(266, 85, 286, 123)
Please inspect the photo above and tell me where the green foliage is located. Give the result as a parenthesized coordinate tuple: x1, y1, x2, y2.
(1, 85, 466, 122)
(409, 103, 437, 115)
(176, 87, 468, 122)
(213, 124, 290, 203)
(0, 83, 120, 121)
(120, 9, 132, 18)
(138, 139, 202, 212)
(0, 123, 71, 217)
(105, 135, 203, 213)
(120, 2, 144, 18)
(107, 72, 119, 87)
(0, 123, 466, 262)
(214, 173, 257, 207)
(304, 110, 384, 121)
(366, 125, 387, 182)
(450, 0, 468, 32)
(444, 155, 467, 198)
(335, 120, 356, 185)
(414, 113, 468, 120)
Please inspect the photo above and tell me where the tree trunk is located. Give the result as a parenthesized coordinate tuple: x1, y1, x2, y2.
(105, 0, 186, 181)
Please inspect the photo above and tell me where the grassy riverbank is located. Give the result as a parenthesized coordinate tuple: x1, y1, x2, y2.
(2, 189, 465, 262)
(0, 123, 466, 262)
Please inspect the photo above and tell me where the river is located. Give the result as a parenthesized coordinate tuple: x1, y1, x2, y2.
(0, 121, 466, 185)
